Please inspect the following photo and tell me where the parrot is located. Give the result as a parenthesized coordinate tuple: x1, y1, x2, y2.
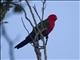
(15, 14, 57, 49)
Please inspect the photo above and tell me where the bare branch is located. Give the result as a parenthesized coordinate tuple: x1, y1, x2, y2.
(33, 4, 42, 21)
(25, 0, 46, 45)
(21, 17, 29, 34)
(22, 7, 34, 28)
(25, 0, 45, 47)
(35, 46, 41, 60)
(25, 0, 37, 26)
(21, 11, 41, 60)
(21, 1, 42, 59)
(41, 1, 48, 60)
(45, 38, 48, 45)
(22, 1, 47, 60)
(42, 0, 46, 20)
(44, 47, 47, 60)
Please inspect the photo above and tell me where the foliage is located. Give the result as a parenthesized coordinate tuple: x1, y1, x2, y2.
(13, 4, 23, 13)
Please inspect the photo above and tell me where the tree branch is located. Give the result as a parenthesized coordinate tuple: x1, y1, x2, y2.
(42, 0, 46, 20)
(41, 0, 47, 60)
(21, 17, 29, 34)
(25, 0, 37, 26)
(22, 0, 47, 60)
(44, 46, 47, 60)
(33, 4, 42, 21)
(21, 7, 34, 28)
(25, 0, 45, 47)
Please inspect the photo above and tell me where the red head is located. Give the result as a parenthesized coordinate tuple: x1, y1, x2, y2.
(48, 14, 57, 21)
(47, 14, 57, 33)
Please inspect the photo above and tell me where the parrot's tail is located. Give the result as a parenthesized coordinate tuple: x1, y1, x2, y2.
(15, 30, 36, 49)
(15, 31, 35, 49)
(15, 33, 33, 49)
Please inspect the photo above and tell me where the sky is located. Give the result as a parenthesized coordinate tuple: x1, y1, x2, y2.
(1, 1, 79, 60)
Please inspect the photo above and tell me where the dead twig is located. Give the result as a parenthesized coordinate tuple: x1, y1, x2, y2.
(25, 0, 37, 26)
(21, 17, 29, 34)
(42, 0, 46, 20)
(22, 8, 34, 27)
(33, 4, 42, 21)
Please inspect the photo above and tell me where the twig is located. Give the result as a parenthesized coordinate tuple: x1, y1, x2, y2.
(35, 46, 41, 60)
(44, 46, 47, 60)
(21, 17, 29, 34)
(25, 1, 44, 40)
(1, 2, 18, 6)
(22, 8, 34, 28)
(42, 0, 46, 20)
(33, 4, 42, 21)
(45, 38, 48, 45)
(25, 0, 37, 26)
